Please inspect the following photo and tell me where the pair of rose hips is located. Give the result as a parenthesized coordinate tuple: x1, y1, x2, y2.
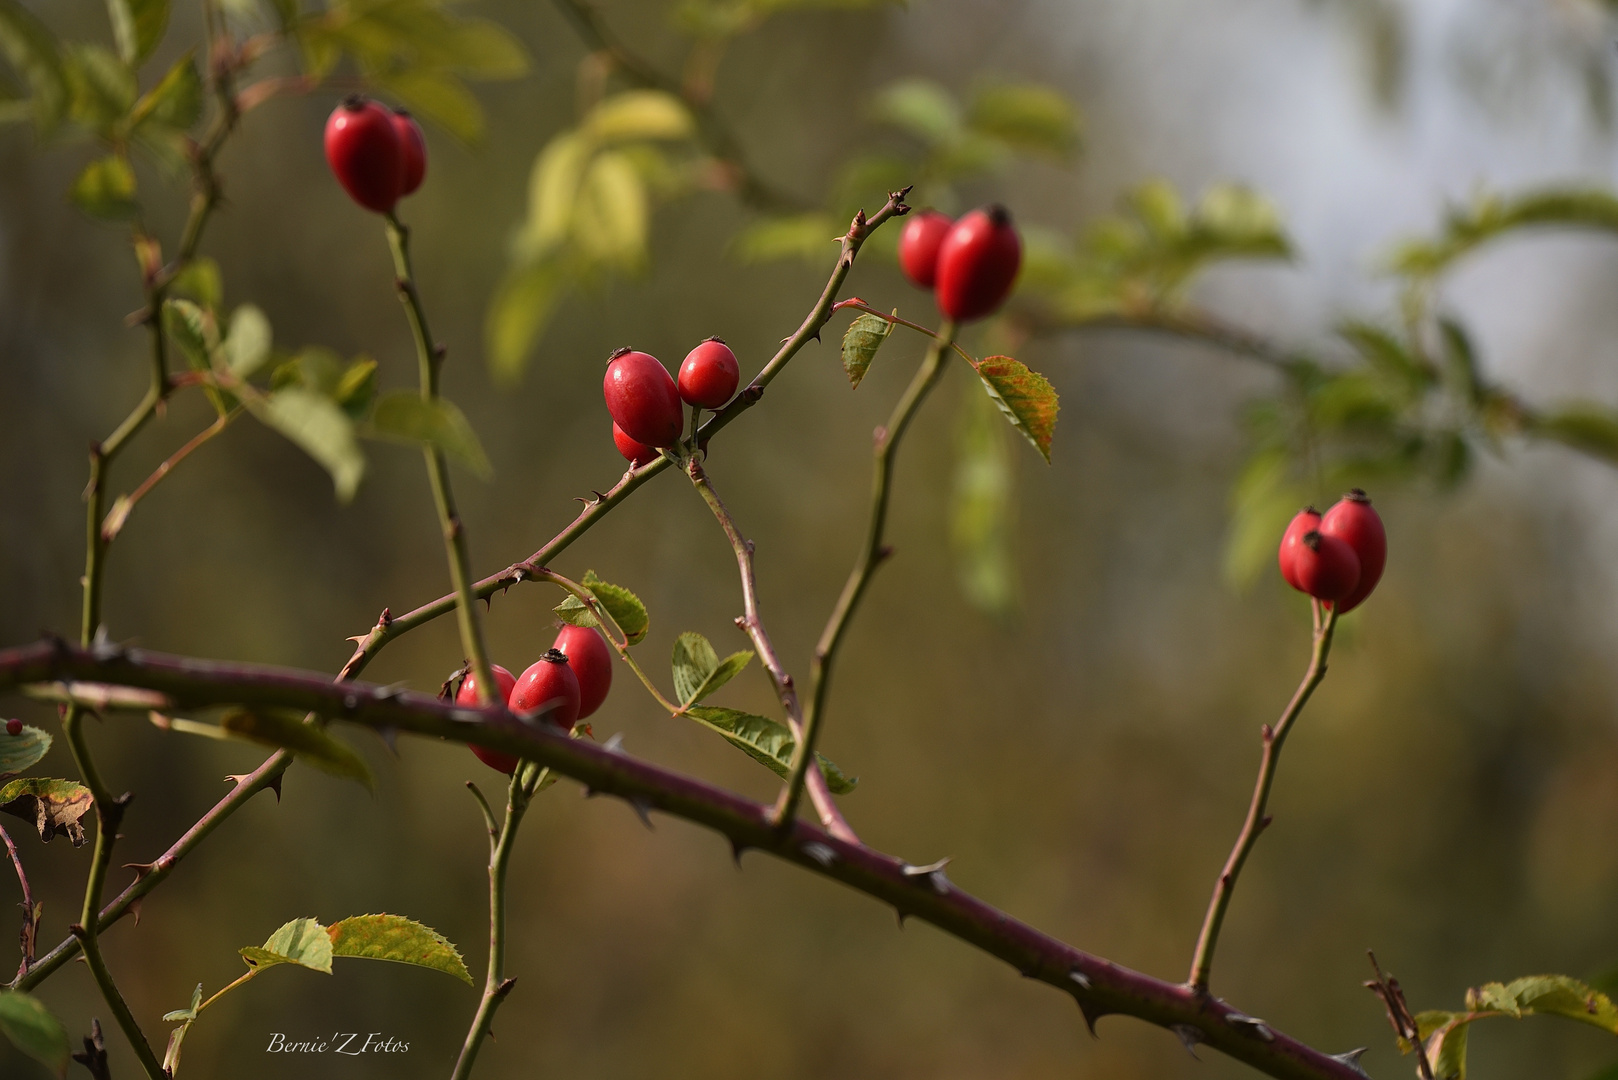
(323, 96, 428, 214)
(454, 623, 614, 774)
(1278, 490, 1387, 613)
(898, 205, 1023, 321)
(603, 339, 740, 466)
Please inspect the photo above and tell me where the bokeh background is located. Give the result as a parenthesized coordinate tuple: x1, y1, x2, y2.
(4, 0, 1618, 1078)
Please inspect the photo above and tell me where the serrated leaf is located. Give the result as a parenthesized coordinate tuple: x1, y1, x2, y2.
(967, 82, 1080, 159)
(0, 990, 69, 1075)
(130, 51, 199, 130)
(223, 304, 272, 378)
(218, 709, 373, 790)
(161, 983, 203, 1023)
(254, 387, 366, 501)
(841, 312, 893, 389)
(241, 917, 333, 973)
(0, 0, 66, 134)
(685, 707, 857, 794)
(107, 0, 170, 64)
(70, 154, 138, 219)
(0, 723, 50, 778)
(486, 259, 567, 383)
(327, 914, 472, 985)
(0, 777, 91, 846)
(670, 632, 753, 707)
(369, 391, 492, 479)
(585, 89, 693, 142)
(553, 570, 649, 645)
(970, 355, 1058, 463)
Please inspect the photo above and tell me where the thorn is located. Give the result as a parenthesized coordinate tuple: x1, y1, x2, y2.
(730, 839, 748, 868)
(629, 798, 654, 830)
(603, 732, 625, 753)
(894, 908, 908, 929)
(1068, 969, 1092, 991)
(875, 544, 895, 564)
(1077, 1000, 1104, 1037)
(1259, 814, 1272, 829)
(1170, 1024, 1203, 1059)
(376, 726, 399, 755)
(901, 857, 951, 876)
(801, 841, 837, 867)
(1329, 1048, 1372, 1077)
(1224, 1012, 1274, 1042)
(733, 616, 747, 630)
(267, 773, 283, 802)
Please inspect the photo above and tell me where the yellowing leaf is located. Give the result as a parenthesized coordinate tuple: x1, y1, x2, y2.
(327, 914, 472, 985)
(841, 312, 892, 389)
(241, 917, 333, 973)
(969, 355, 1058, 463)
(585, 90, 693, 143)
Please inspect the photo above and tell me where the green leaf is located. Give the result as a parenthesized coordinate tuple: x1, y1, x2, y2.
(967, 82, 1080, 159)
(106, 0, 170, 64)
(950, 386, 1018, 614)
(1479, 975, 1618, 1032)
(169, 256, 222, 312)
(218, 709, 374, 791)
(1425, 1013, 1472, 1080)
(730, 213, 837, 263)
(521, 132, 591, 256)
(161, 983, 203, 1024)
(223, 304, 272, 378)
(684, 707, 856, 794)
(485, 259, 568, 383)
(241, 917, 333, 974)
(584, 89, 693, 143)
(553, 570, 649, 645)
(1530, 405, 1618, 465)
(64, 44, 136, 132)
(373, 67, 483, 142)
(1389, 189, 1618, 280)
(70, 154, 138, 219)
(0, 723, 50, 778)
(254, 387, 366, 501)
(327, 914, 472, 985)
(571, 150, 647, 266)
(840, 312, 893, 389)
(130, 51, 199, 130)
(368, 391, 492, 479)
(333, 357, 377, 419)
(670, 632, 753, 707)
(0, 990, 69, 1075)
(969, 355, 1058, 463)
(436, 19, 528, 78)
(871, 78, 961, 145)
(0, 777, 92, 846)
(0, 0, 66, 134)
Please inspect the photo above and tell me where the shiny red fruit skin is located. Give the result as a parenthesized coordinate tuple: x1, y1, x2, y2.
(391, 109, 427, 196)
(324, 98, 402, 214)
(934, 205, 1022, 321)
(5, 719, 20, 737)
(677, 338, 740, 409)
(603, 349, 683, 448)
(613, 423, 659, 467)
(1320, 489, 1386, 614)
(1293, 532, 1361, 603)
(552, 624, 613, 719)
(456, 664, 519, 774)
(511, 651, 582, 732)
(898, 210, 953, 289)
(1277, 507, 1321, 591)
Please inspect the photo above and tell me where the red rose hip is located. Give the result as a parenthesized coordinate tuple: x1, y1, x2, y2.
(898, 210, 953, 289)
(603, 348, 683, 448)
(5, 719, 20, 737)
(391, 109, 427, 197)
(1292, 531, 1361, 603)
(456, 663, 519, 775)
(324, 97, 403, 214)
(511, 649, 582, 732)
(613, 423, 659, 467)
(1277, 506, 1321, 591)
(934, 205, 1022, 321)
(678, 338, 740, 409)
(1319, 489, 1386, 614)
(552, 624, 613, 719)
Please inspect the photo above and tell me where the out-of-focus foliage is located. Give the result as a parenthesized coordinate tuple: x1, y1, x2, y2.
(1411, 975, 1618, 1080)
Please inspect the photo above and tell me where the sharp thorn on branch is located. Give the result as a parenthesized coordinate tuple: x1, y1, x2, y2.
(730, 839, 748, 868)
(801, 841, 837, 867)
(1171, 1024, 1203, 1059)
(1068, 969, 1092, 991)
(629, 798, 654, 830)
(1330, 1048, 1373, 1078)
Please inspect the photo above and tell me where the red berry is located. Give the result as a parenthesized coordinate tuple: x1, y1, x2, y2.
(5, 719, 20, 737)
(1292, 531, 1361, 603)
(456, 663, 519, 774)
(934, 205, 1022, 322)
(898, 210, 953, 289)
(613, 423, 659, 467)
(1277, 506, 1321, 592)
(603, 348, 683, 449)
(391, 109, 427, 197)
(324, 97, 402, 214)
(552, 624, 613, 719)
(677, 338, 740, 409)
(1319, 489, 1386, 614)
(511, 649, 582, 732)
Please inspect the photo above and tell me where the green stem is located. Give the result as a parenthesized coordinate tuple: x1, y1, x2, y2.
(70, 922, 166, 1079)
(450, 769, 531, 1080)
(776, 322, 954, 828)
(1186, 602, 1339, 994)
(383, 214, 497, 703)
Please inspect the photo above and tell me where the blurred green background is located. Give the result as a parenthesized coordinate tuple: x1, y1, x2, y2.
(5, 0, 1618, 1078)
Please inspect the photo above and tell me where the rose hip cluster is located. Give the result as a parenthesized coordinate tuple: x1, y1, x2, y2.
(602, 338, 739, 466)
(1277, 490, 1387, 613)
(455, 624, 614, 774)
(898, 205, 1023, 321)
(323, 96, 428, 214)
